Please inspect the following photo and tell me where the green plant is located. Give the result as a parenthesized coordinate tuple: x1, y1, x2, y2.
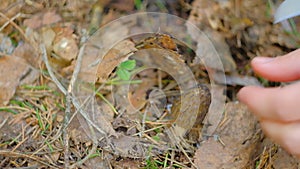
(134, 0, 142, 10)
(116, 59, 136, 80)
(145, 157, 159, 169)
(88, 149, 102, 158)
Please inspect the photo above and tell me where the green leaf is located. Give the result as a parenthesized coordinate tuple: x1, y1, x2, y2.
(134, 0, 142, 10)
(152, 135, 160, 142)
(116, 68, 131, 80)
(119, 60, 136, 70)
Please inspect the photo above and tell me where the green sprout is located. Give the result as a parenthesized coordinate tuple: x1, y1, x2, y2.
(116, 59, 136, 81)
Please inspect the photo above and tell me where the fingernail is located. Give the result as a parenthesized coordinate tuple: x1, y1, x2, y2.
(252, 57, 275, 64)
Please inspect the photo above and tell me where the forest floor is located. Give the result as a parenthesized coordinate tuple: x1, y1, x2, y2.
(0, 0, 300, 168)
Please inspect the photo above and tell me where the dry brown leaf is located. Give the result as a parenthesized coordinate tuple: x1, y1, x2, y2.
(96, 40, 137, 82)
(84, 157, 111, 169)
(255, 138, 300, 169)
(0, 0, 23, 26)
(77, 44, 99, 82)
(128, 78, 157, 110)
(195, 140, 235, 169)
(111, 158, 140, 169)
(69, 118, 91, 144)
(23, 11, 61, 29)
(41, 27, 56, 53)
(13, 42, 40, 68)
(101, 9, 122, 26)
(204, 29, 237, 72)
(272, 148, 300, 169)
(78, 14, 131, 82)
(0, 56, 30, 106)
(0, 0, 18, 11)
(11, 44, 39, 86)
(196, 102, 260, 168)
(109, 0, 134, 12)
(101, 135, 147, 158)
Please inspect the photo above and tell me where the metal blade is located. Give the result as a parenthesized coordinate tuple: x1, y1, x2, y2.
(274, 0, 300, 23)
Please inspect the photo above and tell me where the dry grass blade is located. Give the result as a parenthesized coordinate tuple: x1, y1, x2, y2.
(0, 13, 20, 32)
(0, 150, 60, 168)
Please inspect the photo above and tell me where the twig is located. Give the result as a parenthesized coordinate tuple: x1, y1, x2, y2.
(0, 12, 21, 32)
(0, 117, 8, 130)
(40, 45, 67, 95)
(68, 32, 99, 167)
(11, 137, 28, 152)
(40, 43, 106, 168)
(141, 104, 148, 137)
(170, 150, 175, 168)
(0, 150, 59, 168)
(0, 12, 33, 49)
(64, 33, 87, 168)
(63, 93, 71, 168)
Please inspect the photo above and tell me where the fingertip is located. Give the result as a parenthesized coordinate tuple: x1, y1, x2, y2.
(237, 86, 277, 120)
(251, 56, 275, 65)
(250, 49, 300, 82)
(237, 87, 247, 102)
(237, 86, 261, 103)
(250, 56, 276, 80)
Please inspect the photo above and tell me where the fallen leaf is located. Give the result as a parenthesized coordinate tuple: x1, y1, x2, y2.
(84, 157, 111, 169)
(68, 114, 99, 145)
(96, 40, 137, 82)
(196, 102, 261, 168)
(256, 138, 300, 169)
(100, 9, 122, 26)
(13, 42, 41, 68)
(100, 135, 149, 158)
(0, 56, 30, 106)
(203, 29, 237, 72)
(41, 27, 56, 54)
(0, 0, 23, 27)
(78, 16, 130, 83)
(109, 0, 134, 12)
(42, 11, 61, 26)
(24, 11, 61, 29)
(128, 78, 157, 110)
(111, 158, 140, 169)
(11, 42, 40, 85)
(272, 147, 300, 169)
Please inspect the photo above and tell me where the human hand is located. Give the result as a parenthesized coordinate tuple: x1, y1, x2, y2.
(237, 49, 300, 157)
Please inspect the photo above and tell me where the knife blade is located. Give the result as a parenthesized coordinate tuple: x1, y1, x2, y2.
(274, 0, 300, 24)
